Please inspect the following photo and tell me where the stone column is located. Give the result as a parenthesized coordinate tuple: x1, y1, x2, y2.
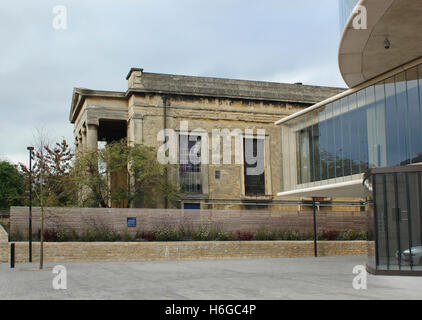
(86, 124, 98, 152)
(74, 136, 80, 154)
(81, 126, 87, 153)
(128, 113, 143, 146)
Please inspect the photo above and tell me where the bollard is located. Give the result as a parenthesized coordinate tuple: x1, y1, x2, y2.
(10, 243, 15, 268)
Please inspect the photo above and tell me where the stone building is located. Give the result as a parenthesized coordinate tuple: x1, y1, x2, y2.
(69, 68, 344, 209)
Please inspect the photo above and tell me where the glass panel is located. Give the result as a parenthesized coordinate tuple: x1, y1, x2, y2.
(406, 67, 422, 164)
(374, 174, 388, 270)
(419, 64, 422, 163)
(414, 172, 422, 271)
(348, 93, 361, 175)
(333, 100, 343, 179)
(341, 96, 352, 177)
(298, 125, 310, 184)
(395, 72, 409, 165)
(385, 173, 399, 270)
(406, 172, 421, 270)
(310, 112, 317, 183)
(365, 85, 377, 168)
(397, 172, 411, 271)
(326, 103, 336, 179)
(385, 76, 399, 166)
(318, 105, 328, 181)
(374, 80, 387, 167)
(356, 89, 369, 173)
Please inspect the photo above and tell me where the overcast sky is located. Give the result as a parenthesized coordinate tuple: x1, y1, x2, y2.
(0, 0, 345, 165)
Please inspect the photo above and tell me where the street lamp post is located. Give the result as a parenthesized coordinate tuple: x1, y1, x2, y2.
(312, 198, 318, 258)
(27, 146, 34, 263)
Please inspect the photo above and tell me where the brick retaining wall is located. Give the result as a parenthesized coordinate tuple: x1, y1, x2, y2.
(10, 207, 369, 236)
(0, 241, 373, 263)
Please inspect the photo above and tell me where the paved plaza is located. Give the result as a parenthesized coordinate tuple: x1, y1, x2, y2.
(1, 256, 422, 300)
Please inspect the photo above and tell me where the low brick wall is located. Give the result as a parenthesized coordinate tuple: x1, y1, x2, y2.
(0, 241, 372, 263)
(10, 207, 369, 236)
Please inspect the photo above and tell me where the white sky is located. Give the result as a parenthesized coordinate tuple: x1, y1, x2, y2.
(0, 0, 346, 165)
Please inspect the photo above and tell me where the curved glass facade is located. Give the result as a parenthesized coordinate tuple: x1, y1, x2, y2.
(281, 62, 422, 192)
(339, 0, 359, 32)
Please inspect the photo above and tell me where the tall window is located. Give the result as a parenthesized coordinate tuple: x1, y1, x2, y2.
(244, 138, 265, 195)
(179, 135, 202, 193)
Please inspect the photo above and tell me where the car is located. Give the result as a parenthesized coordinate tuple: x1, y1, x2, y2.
(396, 246, 422, 266)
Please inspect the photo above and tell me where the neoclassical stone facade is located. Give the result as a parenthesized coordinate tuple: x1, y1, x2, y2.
(69, 68, 344, 209)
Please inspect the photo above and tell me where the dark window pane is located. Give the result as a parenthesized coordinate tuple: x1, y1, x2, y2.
(244, 138, 265, 195)
(179, 135, 202, 193)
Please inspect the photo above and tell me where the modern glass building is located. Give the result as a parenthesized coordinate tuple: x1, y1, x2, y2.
(279, 62, 422, 196)
(277, 0, 422, 275)
(339, 0, 359, 32)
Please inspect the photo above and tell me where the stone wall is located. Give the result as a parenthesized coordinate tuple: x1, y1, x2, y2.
(0, 225, 8, 263)
(1, 241, 371, 263)
(10, 207, 368, 236)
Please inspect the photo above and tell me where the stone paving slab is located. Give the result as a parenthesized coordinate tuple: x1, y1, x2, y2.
(1, 256, 422, 300)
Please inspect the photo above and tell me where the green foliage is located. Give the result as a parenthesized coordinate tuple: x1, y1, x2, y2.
(72, 139, 180, 208)
(192, 226, 211, 241)
(337, 229, 367, 240)
(19, 139, 76, 207)
(10, 228, 24, 241)
(0, 161, 25, 210)
(56, 229, 79, 242)
(154, 226, 181, 241)
(253, 227, 277, 241)
(121, 229, 135, 242)
(8, 226, 369, 242)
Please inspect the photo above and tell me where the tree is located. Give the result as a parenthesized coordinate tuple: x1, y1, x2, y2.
(0, 161, 25, 210)
(20, 139, 76, 207)
(19, 131, 75, 269)
(72, 139, 180, 208)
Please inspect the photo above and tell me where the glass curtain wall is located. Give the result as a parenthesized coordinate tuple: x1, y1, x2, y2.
(281, 63, 422, 192)
(339, 0, 359, 33)
(369, 166, 422, 272)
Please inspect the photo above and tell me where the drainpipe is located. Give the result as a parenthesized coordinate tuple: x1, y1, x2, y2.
(162, 95, 168, 209)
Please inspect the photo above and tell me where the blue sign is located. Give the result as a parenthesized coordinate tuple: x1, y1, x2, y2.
(127, 217, 137, 227)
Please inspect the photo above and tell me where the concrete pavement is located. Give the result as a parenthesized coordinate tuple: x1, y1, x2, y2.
(1, 256, 422, 300)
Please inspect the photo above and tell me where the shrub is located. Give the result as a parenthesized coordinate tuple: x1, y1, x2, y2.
(323, 230, 340, 241)
(154, 226, 180, 241)
(80, 228, 97, 242)
(338, 229, 367, 241)
(192, 226, 211, 241)
(210, 228, 231, 241)
(56, 228, 79, 242)
(137, 231, 156, 241)
(122, 229, 134, 242)
(236, 230, 253, 241)
(7, 225, 369, 242)
(253, 227, 277, 241)
(36, 228, 58, 242)
(10, 228, 24, 241)
(281, 230, 301, 240)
